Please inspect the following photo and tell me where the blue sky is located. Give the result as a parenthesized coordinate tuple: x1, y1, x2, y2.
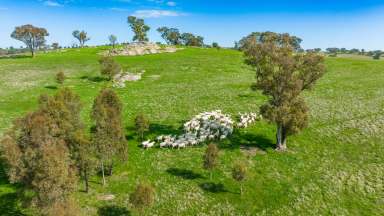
(1, 0, 384, 49)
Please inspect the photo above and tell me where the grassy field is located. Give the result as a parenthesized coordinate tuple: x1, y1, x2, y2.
(0, 47, 383, 215)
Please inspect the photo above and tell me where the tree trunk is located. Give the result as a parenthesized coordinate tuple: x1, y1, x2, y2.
(101, 161, 106, 186)
(276, 124, 287, 151)
(31, 48, 35, 58)
(107, 162, 113, 176)
(84, 169, 89, 193)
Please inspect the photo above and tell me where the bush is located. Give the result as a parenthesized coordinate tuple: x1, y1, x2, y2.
(129, 182, 155, 211)
(56, 71, 66, 84)
(99, 56, 121, 80)
(203, 143, 219, 179)
(135, 113, 149, 141)
(232, 161, 247, 195)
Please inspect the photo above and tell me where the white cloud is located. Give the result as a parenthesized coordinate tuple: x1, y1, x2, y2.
(43, 1, 63, 7)
(132, 9, 184, 18)
(166, 1, 176, 6)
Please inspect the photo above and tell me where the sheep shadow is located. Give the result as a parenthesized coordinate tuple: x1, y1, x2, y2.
(80, 75, 108, 83)
(199, 182, 227, 193)
(223, 131, 275, 151)
(166, 168, 204, 180)
(98, 205, 131, 216)
(148, 123, 181, 137)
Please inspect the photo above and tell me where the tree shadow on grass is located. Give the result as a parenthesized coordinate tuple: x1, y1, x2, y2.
(80, 75, 108, 83)
(0, 160, 26, 216)
(166, 168, 204, 180)
(98, 205, 131, 216)
(199, 182, 227, 193)
(222, 131, 275, 151)
(0, 55, 32, 60)
(44, 85, 58, 90)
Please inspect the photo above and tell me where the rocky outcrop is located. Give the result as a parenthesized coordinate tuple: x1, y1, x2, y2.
(105, 42, 179, 56)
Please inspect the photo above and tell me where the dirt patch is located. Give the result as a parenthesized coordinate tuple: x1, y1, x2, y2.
(98, 194, 115, 201)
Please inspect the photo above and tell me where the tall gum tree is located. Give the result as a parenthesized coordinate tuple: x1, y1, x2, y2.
(244, 32, 326, 151)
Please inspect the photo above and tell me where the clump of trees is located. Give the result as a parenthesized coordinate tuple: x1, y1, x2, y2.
(372, 51, 382, 60)
(127, 16, 150, 42)
(243, 32, 326, 151)
(181, 33, 204, 47)
(11, 24, 49, 57)
(239, 32, 302, 52)
(203, 143, 219, 180)
(99, 56, 122, 80)
(157, 26, 205, 47)
(135, 113, 150, 141)
(91, 89, 127, 185)
(72, 30, 90, 47)
(0, 88, 86, 214)
(129, 182, 155, 211)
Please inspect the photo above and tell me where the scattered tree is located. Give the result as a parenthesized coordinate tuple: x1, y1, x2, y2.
(373, 51, 382, 60)
(72, 30, 90, 47)
(52, 42, 60, 50)
(127, 16, 150, 42)
(129, 182, 155, 211)
(10, 24, 49, 57)
(98, 56, 121, 80)
(91, 89, 127, 185)
(134, 113, 150, 141)
(232, 161, 247, 195)
(109, 35, 118, 48)
(203, 143, 219, 180)
(212, 42, 220, 49)
(157, 27, 181, 45)
(56, 71, 66, 85)
(244, 32, 326, 151)
(73, 131, 96, 193)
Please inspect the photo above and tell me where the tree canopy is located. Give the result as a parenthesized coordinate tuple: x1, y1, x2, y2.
(10, 24, 49, 57)
(72, 30, 90, 47)
(127, 16, 150, 42)
(157, 27, 182, 45)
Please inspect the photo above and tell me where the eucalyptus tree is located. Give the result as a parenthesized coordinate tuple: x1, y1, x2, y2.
(244, 32, 325, 150)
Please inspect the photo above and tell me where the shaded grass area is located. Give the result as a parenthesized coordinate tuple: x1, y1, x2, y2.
(0, 47, 383, 215)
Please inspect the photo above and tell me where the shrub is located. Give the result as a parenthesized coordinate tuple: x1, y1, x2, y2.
(203, 143, 219, 179)
(135, 113, 149, 141)
(99, 56, 121, 80)
(56, 71, 66, 84)
(129, 182, 155, 211)
(373, 52, 381, 60)
(232, 161, 247, 195)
